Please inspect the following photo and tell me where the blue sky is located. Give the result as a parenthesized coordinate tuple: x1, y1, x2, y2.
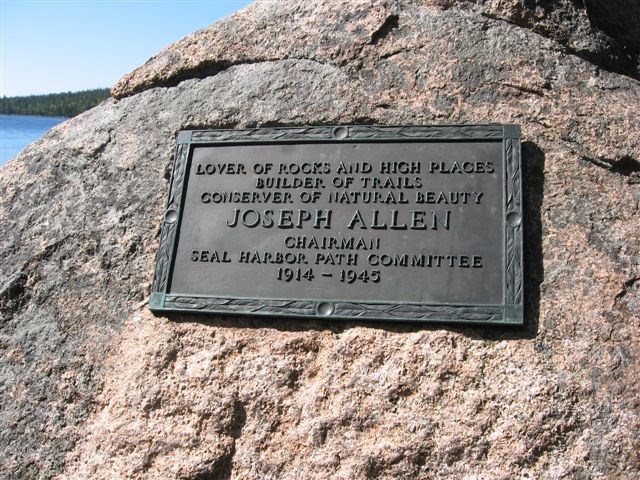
(0, 0, 253, 97)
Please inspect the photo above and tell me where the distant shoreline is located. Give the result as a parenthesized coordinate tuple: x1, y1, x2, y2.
(1, 113, 68, 119)
(0, 88, 110, 118)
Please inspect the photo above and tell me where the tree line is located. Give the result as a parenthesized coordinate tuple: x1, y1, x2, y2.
(0, 88, 111, 118)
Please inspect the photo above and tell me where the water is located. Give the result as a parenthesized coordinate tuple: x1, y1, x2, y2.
(0, 114, 67, 166)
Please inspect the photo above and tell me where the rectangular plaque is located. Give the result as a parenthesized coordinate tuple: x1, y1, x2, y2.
(149, 125, 523, 325)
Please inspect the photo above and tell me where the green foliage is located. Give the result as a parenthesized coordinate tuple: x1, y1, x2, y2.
(0, 88, 111, 118)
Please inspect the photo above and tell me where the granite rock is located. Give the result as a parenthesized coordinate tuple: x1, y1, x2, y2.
(112, 0, 640, 99)
(1, 0, 639, 479)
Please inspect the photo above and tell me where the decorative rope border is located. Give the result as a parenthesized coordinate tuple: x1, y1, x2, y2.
(189, 125, 504, 143)
(163, 295, 505, 322)
(504, 135, 523, 305)
(151, 142, 188, 293)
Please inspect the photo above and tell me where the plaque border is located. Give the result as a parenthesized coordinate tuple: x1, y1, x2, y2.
(149, 125, 523, 325)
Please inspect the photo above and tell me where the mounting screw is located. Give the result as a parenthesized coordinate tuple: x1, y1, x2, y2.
(164, 208, 179, 224)
(332, 126, 348, 140)
(506, 211, 521, 227)
(316, 302, 335, 316)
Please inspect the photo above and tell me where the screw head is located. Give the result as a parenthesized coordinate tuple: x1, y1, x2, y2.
(332, 126, 348, 140)
(316, 302, 335, 316)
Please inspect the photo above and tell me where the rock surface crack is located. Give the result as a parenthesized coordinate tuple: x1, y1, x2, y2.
(118, 57, 340, 100)
(0, 272, 29, 321)
(615, 277, 640, 303)
(370, 14, 399, 45)
(479, 12, 639, 81)
(581, 155, 640, 181)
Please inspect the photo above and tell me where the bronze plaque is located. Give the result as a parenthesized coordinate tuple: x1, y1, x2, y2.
(150, 125, 523, 325)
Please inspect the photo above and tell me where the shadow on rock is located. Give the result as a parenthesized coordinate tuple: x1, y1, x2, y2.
(160, 142, 546, 342)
